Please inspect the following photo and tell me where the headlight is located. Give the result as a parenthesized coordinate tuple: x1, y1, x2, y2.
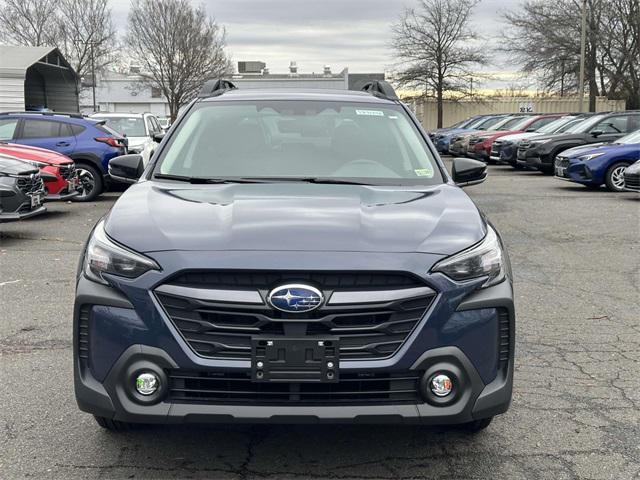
(83, 219, 160, 284)
(578, 152, 604, 161)
(431, 225, 506, 288)
(27, 160, 48, 168)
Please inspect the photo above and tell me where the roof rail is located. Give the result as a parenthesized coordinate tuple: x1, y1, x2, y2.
(198, 79, 238, 98)
(360, 80, 399, 101)
(0, 111, 85, 118)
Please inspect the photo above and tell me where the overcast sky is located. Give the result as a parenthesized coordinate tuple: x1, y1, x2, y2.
(111, 0, 522, 88)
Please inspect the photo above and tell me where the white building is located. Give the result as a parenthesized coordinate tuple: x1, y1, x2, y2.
(81, 62, 385, 116)
(79, 69, 169, 116)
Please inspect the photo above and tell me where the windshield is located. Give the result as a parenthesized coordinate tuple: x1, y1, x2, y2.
(155, 101, 444, 185)
(508, 117, 536, 131)
(615, 129, 640, 144)
(474, 116, 504, 130)
(92, 116, 147, 137)
(488, 116, 524, 131)
(565, 115, 606, 134)
(454, 117, 478, 129)
(534, 117, 572, 134)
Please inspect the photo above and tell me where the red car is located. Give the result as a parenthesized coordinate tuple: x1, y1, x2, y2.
(0, 143, 79, 201)
(467, 114, 565, 162)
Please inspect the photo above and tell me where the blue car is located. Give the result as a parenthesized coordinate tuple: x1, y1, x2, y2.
(75, 81, 514, 432)
(0, 111, 127, 201)
(554, 129, 640, 191)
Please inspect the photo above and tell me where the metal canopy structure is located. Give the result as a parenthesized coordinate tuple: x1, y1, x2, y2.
(0, 46, 80, 112)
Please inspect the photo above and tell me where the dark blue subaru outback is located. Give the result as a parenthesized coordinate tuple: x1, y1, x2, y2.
(74, 81, 515, 432)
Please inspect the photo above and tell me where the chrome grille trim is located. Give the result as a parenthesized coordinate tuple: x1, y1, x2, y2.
(155, 284, 264, 304)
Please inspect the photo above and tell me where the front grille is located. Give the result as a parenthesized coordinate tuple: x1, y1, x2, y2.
(555, 157, 570, 168)
(498, 308, 510, 370)
(77, 306, 91, 365)
(59, 164, 76, 180)
(16, 173, 44, 195)
(623, 172, 640, 189)
(156, 271, 435, 361)
(167, 370, 423, 405)
(491, 141, 503, 156)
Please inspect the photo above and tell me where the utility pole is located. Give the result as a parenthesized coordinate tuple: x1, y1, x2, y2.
(578, 0, 587, 112)
(90, 43, 97, 112)
(470, 77, 473, 96)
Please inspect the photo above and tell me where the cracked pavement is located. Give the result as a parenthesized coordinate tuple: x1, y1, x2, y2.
(1, 162, 639, 479)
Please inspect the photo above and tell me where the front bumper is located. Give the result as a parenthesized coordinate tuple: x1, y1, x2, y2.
(0, 204, 46, 222)
(45, 190, 80, 202)
(74, 253, 515, 425)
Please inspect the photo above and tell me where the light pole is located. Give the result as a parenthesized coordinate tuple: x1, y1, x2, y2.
(578, 0, 587, 112)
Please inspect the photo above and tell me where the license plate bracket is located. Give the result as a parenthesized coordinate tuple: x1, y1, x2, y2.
(251, 338, 339, 383)
(30, 194, 42, 208)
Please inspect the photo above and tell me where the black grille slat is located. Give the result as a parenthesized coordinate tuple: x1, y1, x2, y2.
(624, 173, 640, 188)
(59, 164, 76, 180)
(168, 371, 422, 405)
(498, 308, 510, 368)
(78, 306, 91, 363)
(169, 270, 425, 290)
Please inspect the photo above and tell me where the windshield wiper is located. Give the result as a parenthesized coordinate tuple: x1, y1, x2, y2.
(240, 176, 375, 185)
(153, 174, 267, 184)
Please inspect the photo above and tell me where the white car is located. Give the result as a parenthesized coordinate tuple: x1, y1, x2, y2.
(90, 112, 163, 166)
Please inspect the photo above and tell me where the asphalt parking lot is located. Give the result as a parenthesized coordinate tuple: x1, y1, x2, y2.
(1, 162, 639, 480)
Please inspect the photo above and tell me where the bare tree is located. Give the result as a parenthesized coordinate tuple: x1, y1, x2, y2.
(599, 0, 640, 109)
(0, 0, 59, 46)
(126, 0, 231, 121)
(55, 0, 118, 82)
(502, 0, 639, 110)
(391, 0, 486, 128)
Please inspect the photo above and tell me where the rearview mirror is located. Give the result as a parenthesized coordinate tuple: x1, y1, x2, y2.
(591, 130, 604, 138)
(452, 158, 487, 187)
(109, 154, 144, 183)
(153, 132, 166, 143)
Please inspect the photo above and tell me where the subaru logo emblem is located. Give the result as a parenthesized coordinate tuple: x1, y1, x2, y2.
(267, 284, 324, 313)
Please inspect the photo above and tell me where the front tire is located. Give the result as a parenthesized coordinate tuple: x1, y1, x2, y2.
(604, 162, 629, 192)
(73, 163, 103, 202)
(93, 415, 134, 432)
(461, 417, 493, 433)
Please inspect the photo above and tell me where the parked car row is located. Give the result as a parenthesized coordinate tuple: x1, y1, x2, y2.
(0, 110, 165, 223)
(430, 111, 640, 192)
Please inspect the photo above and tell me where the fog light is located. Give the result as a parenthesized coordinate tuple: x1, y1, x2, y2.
(430, 373, 453, 397)
(135, 372, 158, 395)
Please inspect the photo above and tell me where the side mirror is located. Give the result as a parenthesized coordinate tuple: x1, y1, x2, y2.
(153, 132, 166, 143)
(452, 158, 487, 187)
(591, 130, 603, 138)
(109, 154, 144, 183)
(525, 127, 537, 132)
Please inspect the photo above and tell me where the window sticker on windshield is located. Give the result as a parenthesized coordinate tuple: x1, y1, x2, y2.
(355, 109, 384, 117)
(414, 167, 434, 177)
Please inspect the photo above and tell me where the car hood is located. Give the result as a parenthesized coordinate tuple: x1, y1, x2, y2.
(105, 182, 486, 255)
(565, 142, 639, 159)
(474, 130, 513, 140)
(0, 143, 72, 166)
(526, 133, 591, 144)
(561, 142, 609, 157)
(496, 132, 540, 143)
(0, 156, 41, 175)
